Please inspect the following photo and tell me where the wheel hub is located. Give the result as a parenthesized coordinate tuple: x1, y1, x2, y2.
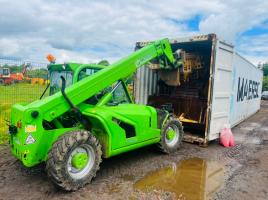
(71, 153, 89, 170)
(67, 145, 95, 180)
(166, 129, 176, 140)
(165, 125, 180, 147)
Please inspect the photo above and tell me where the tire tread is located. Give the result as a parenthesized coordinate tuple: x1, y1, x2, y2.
(46, 130, 102, 191)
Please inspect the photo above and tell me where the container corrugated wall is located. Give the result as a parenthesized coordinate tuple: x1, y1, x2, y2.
(134, 66, 158, 105)
(229, 53, 263, 127)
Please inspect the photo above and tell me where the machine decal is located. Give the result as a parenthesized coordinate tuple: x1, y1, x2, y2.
(25, 134, 36, 145)
(25, 125, 37, 133)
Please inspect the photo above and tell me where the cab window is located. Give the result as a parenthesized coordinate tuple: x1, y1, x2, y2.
(3, 68, 9, 75)
(107, 81, 131, 106)
(78, 68, 100, 81)
(50, 71, 73, 95)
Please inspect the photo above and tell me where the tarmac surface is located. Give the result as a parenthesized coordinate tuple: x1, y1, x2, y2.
(0, 101, 268, 200)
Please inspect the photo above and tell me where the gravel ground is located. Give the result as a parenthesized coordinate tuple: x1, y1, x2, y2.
(0, 101, 268, 200)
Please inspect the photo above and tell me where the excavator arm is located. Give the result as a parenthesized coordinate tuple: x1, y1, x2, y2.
(18, 38, 175, 123)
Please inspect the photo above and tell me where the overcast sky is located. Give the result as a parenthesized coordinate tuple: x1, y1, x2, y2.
(0, 0, 267, 65)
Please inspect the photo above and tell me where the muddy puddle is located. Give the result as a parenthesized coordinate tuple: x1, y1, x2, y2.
(134, 157, 224, 200)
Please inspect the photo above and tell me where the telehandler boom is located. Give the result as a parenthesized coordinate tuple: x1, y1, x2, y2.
(9, 38, 184, 190)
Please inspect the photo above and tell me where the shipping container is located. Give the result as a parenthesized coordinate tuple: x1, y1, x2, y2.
(134, 34, 263, 145)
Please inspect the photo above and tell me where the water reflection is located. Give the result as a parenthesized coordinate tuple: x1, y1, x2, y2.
(134, 157, 224, 200)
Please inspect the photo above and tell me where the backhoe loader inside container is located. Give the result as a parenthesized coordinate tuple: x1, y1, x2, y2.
(135, 35, 214, 144)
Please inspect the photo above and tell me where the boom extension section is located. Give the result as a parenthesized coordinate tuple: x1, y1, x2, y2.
(18, 38, 176, 123)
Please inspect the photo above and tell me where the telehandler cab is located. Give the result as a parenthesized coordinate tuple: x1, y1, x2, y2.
(8, 38, 184, 190)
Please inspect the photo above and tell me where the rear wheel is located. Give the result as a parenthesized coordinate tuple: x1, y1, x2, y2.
(159, 117, 183, 153)
(46, 130, 102, 191)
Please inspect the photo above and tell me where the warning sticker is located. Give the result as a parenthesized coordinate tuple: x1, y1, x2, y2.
(26, 134, 36, 145)
(25, 125, 36, 133)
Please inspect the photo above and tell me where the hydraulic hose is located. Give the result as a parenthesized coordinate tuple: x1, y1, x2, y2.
(60, 76, 89, 129)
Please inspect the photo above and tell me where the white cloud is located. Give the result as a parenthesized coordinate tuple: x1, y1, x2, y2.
(199, 0, 268, 43)
(0, 0, 267, 64)
(236, 34, 268, 65)
(0, 39, 20, 55)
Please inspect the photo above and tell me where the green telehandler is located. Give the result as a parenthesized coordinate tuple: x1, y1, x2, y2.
(8, 38, 184, 191)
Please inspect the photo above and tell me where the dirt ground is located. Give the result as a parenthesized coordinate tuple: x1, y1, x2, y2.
(1, 101, 268, 200)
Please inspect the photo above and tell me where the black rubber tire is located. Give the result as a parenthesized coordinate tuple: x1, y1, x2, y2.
(46, 130, 102, 191)
(159, 117, 184, 154)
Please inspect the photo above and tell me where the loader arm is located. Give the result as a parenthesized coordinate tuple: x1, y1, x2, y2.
(17, 38, 175, 123)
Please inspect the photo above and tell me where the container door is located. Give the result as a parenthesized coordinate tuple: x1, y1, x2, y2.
(208, 40, 234, 140)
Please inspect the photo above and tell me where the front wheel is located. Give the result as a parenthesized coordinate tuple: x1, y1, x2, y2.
(46, 130, 102, 191)
(159, 117, 184, 153)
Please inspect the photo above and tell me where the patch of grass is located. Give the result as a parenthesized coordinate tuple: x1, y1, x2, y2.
(0, 83, 47, 144)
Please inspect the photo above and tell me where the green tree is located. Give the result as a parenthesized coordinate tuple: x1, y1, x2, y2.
(263, 76, 268, 91)
(9, 65, 24, 73)
(263, 63, 268, 76)
(98, 60, 109, 66)
(27, 68, 48, 79)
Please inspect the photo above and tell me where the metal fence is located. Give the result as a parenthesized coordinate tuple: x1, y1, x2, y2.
(0, 57, 49, 144)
